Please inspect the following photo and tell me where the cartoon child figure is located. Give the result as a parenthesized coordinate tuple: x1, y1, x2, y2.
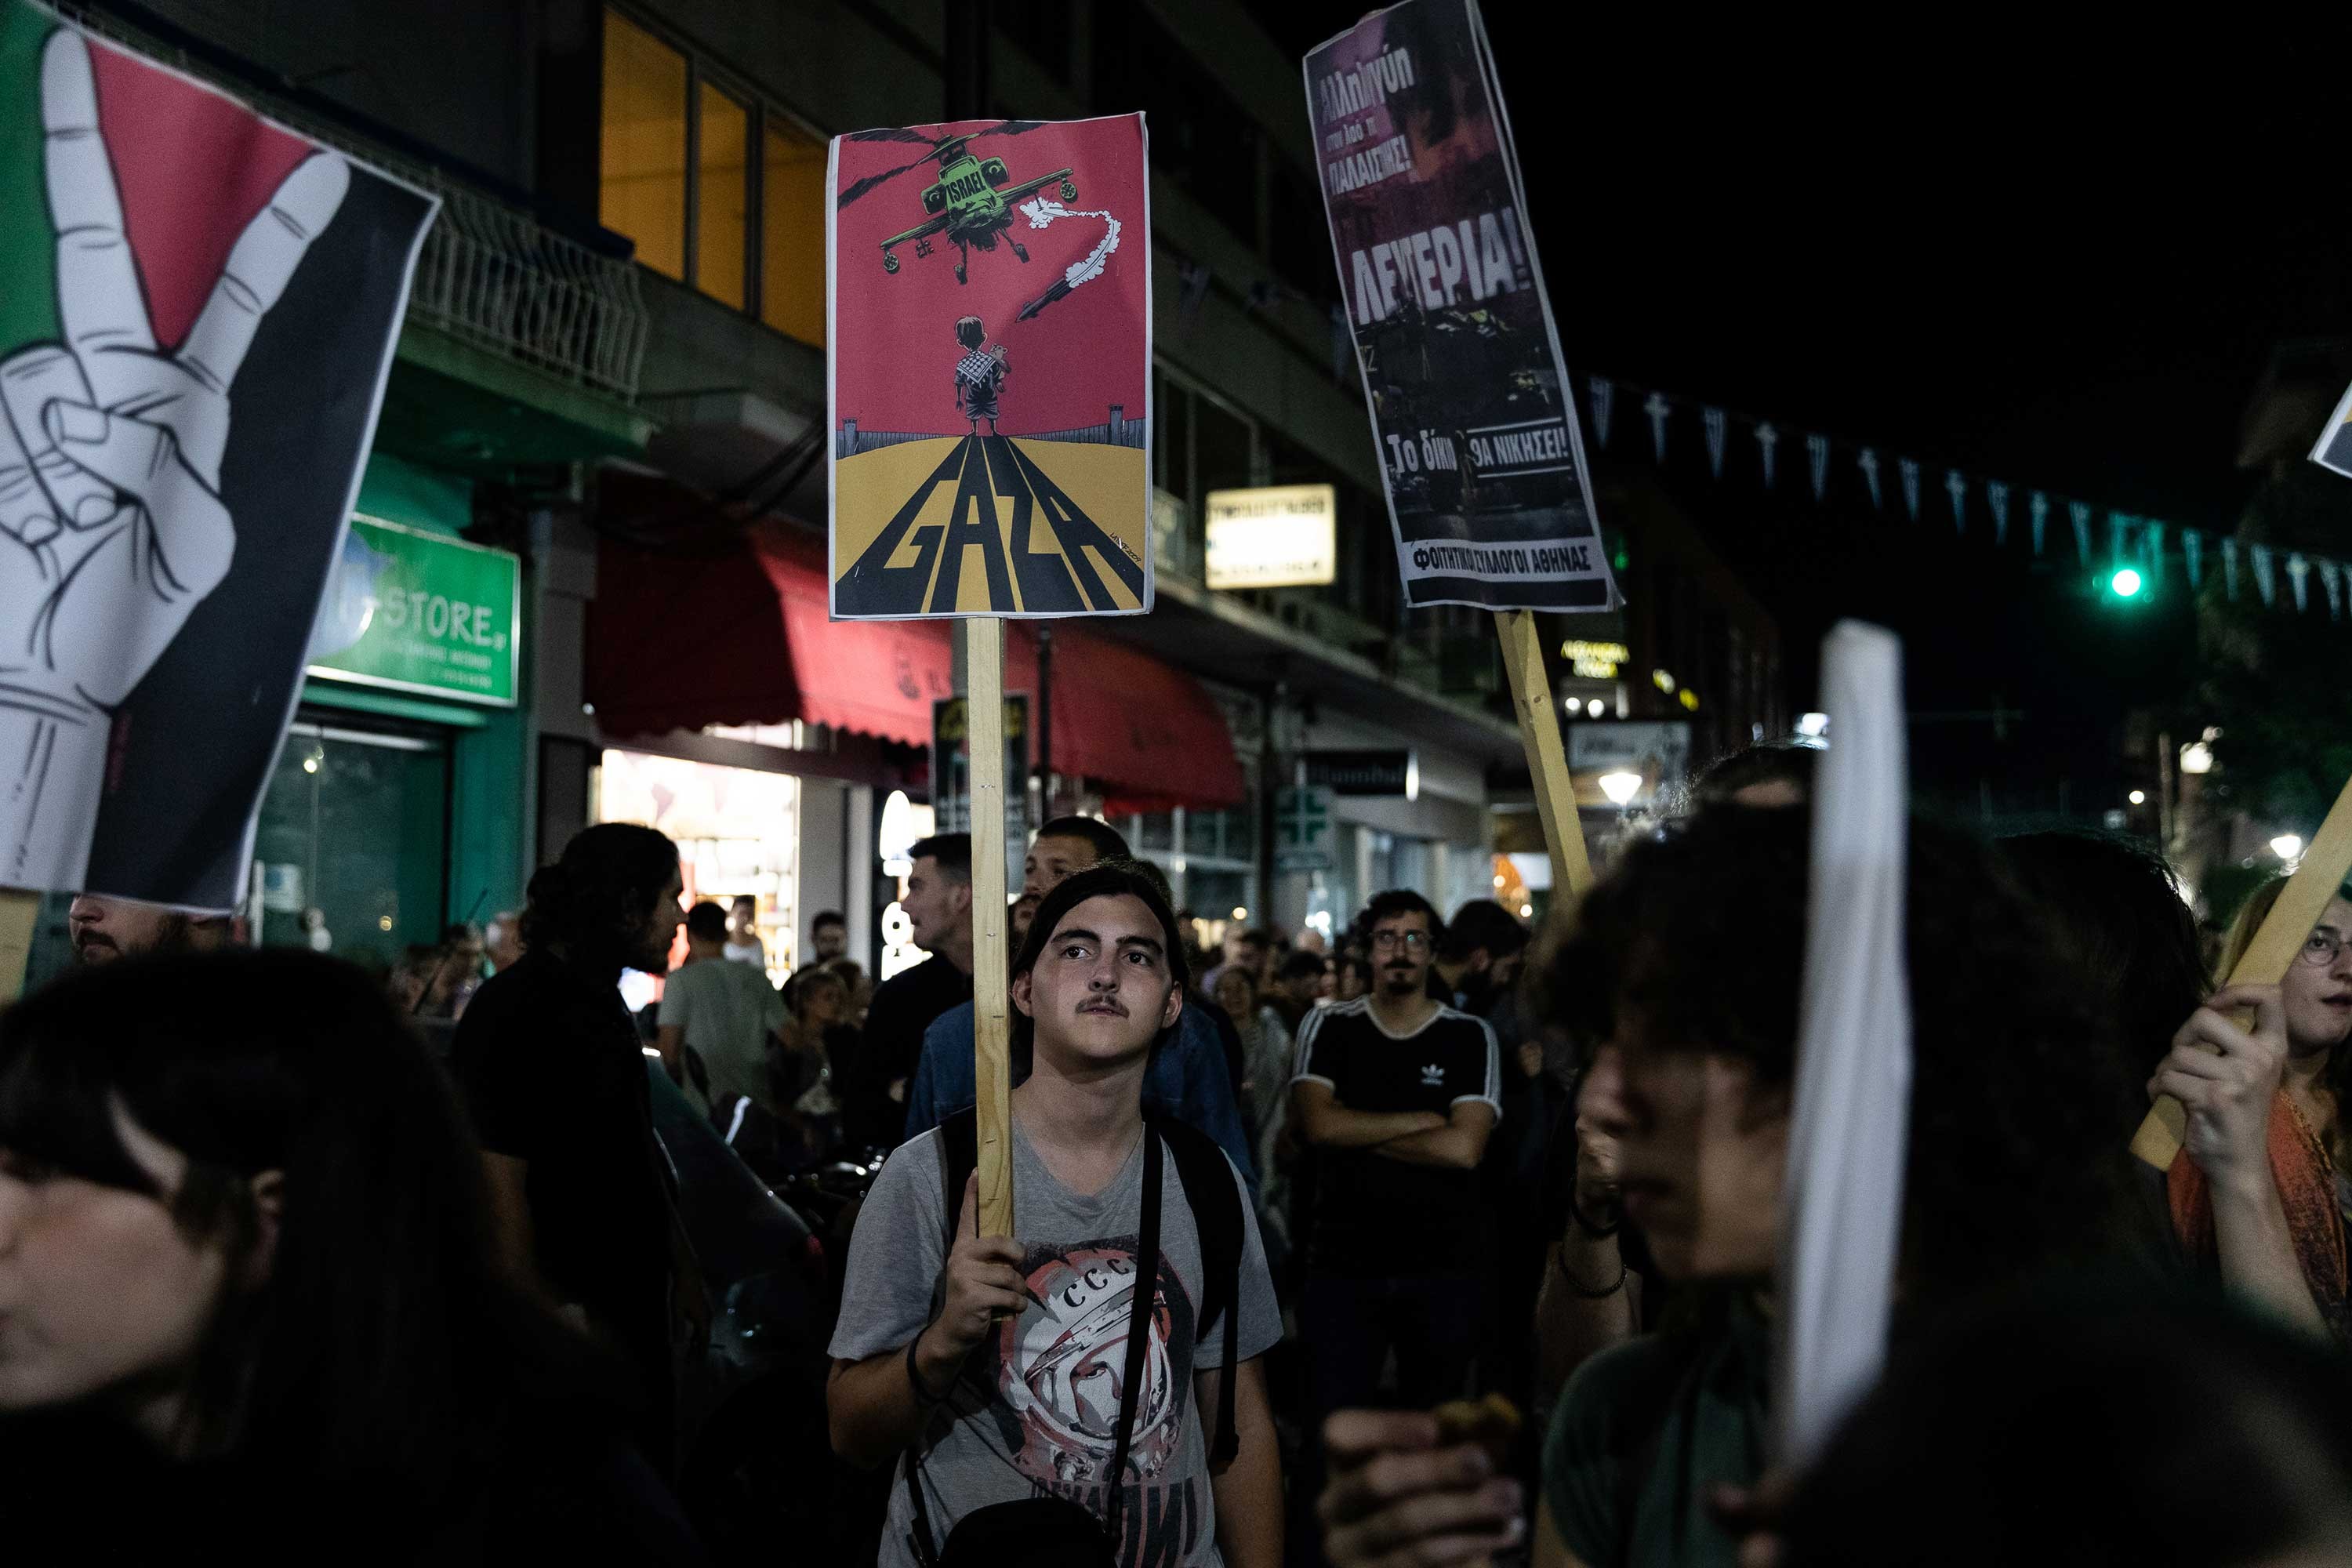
(953, 315, 1009, 436)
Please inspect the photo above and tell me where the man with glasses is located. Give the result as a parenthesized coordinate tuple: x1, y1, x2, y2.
(1288, 891, 1502, 1461)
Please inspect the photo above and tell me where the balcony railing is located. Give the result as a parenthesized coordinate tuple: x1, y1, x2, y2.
(67, 7, 648, 403)
(404, 181, 648, 400)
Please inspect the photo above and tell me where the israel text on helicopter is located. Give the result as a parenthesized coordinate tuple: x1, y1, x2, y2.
(837, 119, 1078, 285)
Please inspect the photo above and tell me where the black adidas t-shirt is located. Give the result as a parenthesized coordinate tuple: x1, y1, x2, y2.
(1290, 997, 1503, 1276)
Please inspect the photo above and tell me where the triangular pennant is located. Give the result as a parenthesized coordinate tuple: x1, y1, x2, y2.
(2288, 552, 2310, 613)
(2144, 521, 2165, 586)
(1704, 407, 1729, 477)
(2030, 492, 2049, 556)
(1857, 448, 1882, 510)
(1646, 391, 1671, 463)
(2223, 537, 2241, 601)
(2322, 558, 2343, 622)
(1945, 470, 1967, 534)
(2252, 543, 2275, 606)
(2183, 528, 2203, 590)
(1757, 423, 1780, 488)
(1898, 458, 1921, 521)
(2109, 511, 2132, 567)
(2069, 501, 2092, 564)
(1589, 376, 1615, 450)
(1987, 481, 2011, 546)
(1808, 434, 1831, 500)
(1179, 260, 1212, 324)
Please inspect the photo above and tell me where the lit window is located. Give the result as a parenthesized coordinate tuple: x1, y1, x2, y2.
(696, 84, 749, 309)
(599, 11, 686, 281)
(761, 121, 827, 346)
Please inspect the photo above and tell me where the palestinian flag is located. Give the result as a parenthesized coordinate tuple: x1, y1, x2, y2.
(0, 6, 435, 908)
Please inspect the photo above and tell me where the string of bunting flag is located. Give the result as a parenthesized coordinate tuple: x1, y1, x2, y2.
(1158, 245, 2342, 621)
(1573, 374, 2350, 622)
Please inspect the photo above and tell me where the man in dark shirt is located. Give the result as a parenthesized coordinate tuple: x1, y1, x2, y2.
(1290, 890, 1501, 1432)
(452, 822, 692, 1469)
(1426, 897, 1528, 1014)
(848, 833, 975, 1149)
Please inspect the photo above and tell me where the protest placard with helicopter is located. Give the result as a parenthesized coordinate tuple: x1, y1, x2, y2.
(826, 114, 1152, 621)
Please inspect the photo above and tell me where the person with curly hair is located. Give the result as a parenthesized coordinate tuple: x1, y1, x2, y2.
(1314, 804, 2136, 1568)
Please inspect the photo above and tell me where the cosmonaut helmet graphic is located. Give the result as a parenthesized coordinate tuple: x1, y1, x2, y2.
(1000, 1243, 1192, 1486)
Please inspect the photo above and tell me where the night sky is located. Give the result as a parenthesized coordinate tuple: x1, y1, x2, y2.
(1261, 7, 2352, 819)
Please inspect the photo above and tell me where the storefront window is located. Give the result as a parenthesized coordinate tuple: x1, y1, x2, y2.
(1116, 806, 1258, 934)
(254, 721, 450, 972)
(598, 750, 800, 996)
(1186, 866, 1253, 928)
(1367, 830, 1430, 901)
(1185, 805, 1221, 860)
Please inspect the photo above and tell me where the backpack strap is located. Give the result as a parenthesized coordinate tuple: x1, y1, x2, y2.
(905, 1114, 982, 1566)
(936, 1108, 981, 1251)
(1149, 1113, 1245, 1466)
(1102, 1127, 1163, 1549)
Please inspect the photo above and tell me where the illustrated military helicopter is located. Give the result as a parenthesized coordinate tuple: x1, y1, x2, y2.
(837, 119, 1079, 285)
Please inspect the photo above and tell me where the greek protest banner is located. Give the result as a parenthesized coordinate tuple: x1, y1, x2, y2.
(1305, 0, 1620, 612)
(0, 8, 436, 907)
(828, 114, 1151, 619)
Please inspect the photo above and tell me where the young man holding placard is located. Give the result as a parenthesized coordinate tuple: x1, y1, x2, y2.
(828, 863, 1282, 1568)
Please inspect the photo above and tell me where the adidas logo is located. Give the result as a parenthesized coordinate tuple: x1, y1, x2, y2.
(1420, 1063, 1444, 1087)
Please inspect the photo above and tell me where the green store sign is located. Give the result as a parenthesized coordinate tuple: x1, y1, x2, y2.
(306, 516, 521, 707)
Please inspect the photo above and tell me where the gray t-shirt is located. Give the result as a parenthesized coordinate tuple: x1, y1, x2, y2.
(656, 957, 785, 1112)
(829, 1121, 1283, 1568)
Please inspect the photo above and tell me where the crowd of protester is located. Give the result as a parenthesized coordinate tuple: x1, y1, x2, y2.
(11, 751, 2352, 1563)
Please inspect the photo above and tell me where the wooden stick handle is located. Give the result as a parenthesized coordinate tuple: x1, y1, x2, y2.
(2131, 769, 2352, 1170)
(1495, 609, 1595, 900)
(0, 887, 38, 1004)
(964, 618, 1015, 1239)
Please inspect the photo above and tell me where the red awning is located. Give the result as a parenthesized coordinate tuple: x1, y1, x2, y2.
(585, 477, 1242, 813)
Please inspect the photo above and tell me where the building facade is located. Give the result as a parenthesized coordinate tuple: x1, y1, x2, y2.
(39, 0, 1780, 981)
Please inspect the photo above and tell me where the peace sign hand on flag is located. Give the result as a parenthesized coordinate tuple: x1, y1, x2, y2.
(0, 27, 348, 890)
(0, 28, 347, 712)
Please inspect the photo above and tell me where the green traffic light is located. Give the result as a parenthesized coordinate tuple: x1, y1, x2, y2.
(2110, 568, 2143, 598)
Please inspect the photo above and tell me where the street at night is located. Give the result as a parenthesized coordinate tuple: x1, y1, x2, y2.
(3, 2, 2352, 1564)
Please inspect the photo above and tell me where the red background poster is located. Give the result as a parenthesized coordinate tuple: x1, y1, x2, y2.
(828, 114, 1152, 619)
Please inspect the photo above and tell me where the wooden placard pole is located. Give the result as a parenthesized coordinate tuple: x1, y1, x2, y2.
(964, 617, 1015, 1238)
(1496, 609, 1596, 901)
(0, 887, 38, 1004)
(2132, 769, 2352, 1171)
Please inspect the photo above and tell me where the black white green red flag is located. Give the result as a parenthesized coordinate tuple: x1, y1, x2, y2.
(0, 6, 436, 908)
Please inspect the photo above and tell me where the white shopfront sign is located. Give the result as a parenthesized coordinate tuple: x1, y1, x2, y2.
(1205, 484, 1338, 590)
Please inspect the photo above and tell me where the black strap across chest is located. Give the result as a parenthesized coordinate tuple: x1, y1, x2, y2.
(905, 1125, 1163, 1562)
